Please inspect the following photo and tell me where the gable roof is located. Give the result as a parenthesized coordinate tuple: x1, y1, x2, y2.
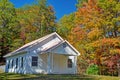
(4, 32, 80, 57)
(42, 40, 80, 56)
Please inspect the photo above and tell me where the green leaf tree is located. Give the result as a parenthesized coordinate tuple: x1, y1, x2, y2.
(0, 0, 21, 63)
(17, 0, 56, 44)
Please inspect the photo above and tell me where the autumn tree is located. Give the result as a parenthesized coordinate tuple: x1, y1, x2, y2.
(17, 0, 56, 44)
(57, 13, 88, 74)
(0, 0, 56, 64)
(57, 13, 75, 39)
(75, 0, 120, 75)
(0, 0, 21, 63)
(37, 0, 56, 36)
(76, 0, 88, 8)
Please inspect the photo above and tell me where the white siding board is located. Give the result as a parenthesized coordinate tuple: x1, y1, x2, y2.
(24, 51, 48, 74)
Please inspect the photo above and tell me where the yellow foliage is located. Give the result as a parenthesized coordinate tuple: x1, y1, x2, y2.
(87, 28, 103, 40)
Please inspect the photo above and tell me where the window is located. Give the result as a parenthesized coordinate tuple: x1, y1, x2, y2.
(11, 59, 14, 68)
(21, 57, 23, 68)
(32, 56, 38, 67)
(68, 59, 72, 68)
(16, 58, 18, 68)
(63, 43, 66, 48)
(8, 60, 10, 69)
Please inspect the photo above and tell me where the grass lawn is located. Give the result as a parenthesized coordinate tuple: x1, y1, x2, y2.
(0, 72, 120, 80)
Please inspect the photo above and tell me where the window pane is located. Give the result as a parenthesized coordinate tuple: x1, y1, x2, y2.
(16, 58, 18, 68)
(21, 57, 23, 68)
(32, 62, 38, 66)
(8, 60, 9, 69)
(32, 57, 38, 61)
(12, 60, 14, 68)
(32, 56, 38, 67)
(68, 59, 72, 68)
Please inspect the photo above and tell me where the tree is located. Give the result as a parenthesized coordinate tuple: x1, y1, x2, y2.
(57, 13, 75, 39)
(17, 0, 56, 44)
(76, 0, 88, 8)
(57, 13, 88, 74)
(0, 0, 21, 63)
(0, 0, 56, 64)
(75, 0, 120, 75)
(98, 0, 120, 38)
(35, 0, 56, 37)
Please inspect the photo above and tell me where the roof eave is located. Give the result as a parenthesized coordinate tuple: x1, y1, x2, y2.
(65, 40, 80, 56)
(4, 51, 27, 58)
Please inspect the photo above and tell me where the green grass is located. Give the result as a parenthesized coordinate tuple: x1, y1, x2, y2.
(88, 75, 120, 80)
(0, 72, 120, 80)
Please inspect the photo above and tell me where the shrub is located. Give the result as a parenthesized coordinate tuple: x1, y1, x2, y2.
(86, 64, 99, 75)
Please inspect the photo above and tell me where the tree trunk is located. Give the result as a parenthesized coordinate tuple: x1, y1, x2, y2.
(0, 38, 10, 64)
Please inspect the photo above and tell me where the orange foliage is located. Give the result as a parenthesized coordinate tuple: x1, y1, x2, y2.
(72, 26, 86, 41)
(75, 0, 103, 30)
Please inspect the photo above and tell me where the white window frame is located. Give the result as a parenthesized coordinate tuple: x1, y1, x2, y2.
(68, 58, 72, 68)
(11, 59, 14, 68)
(16, 58, 18, 69)
(21, 57, 23, 68)
(7, 60, 10, 69)
(31, 56, 38, 67)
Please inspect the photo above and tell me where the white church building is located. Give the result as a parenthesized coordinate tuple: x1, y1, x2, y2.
(4, 32, 80, 74)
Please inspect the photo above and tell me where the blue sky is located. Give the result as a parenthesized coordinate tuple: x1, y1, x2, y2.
(10, 0, 77, 20)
